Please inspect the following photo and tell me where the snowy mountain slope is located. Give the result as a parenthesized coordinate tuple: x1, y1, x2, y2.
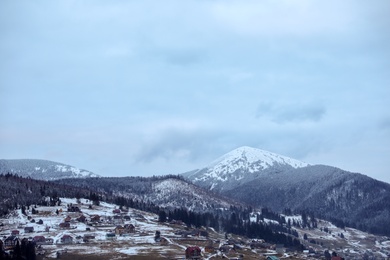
(0, 159, 99, 180)
(181, 146, 390, 236)
(183, 146, 309, 191)
(54, 176, 242, 212)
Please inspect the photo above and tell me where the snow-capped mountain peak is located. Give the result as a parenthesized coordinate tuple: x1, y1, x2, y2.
(183, 146, 309, 191)
(208, 146, 308, 171)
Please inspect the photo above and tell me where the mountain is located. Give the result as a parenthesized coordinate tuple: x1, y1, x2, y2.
(227, 165, 390, 235)
(183, 146, 309, 192)
(53, 175, 242, 212)
(182, 146, 390, 236)
(0, 159, 99, 180)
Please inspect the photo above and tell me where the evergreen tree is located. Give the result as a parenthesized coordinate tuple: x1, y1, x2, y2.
(158, 210, 167, 222)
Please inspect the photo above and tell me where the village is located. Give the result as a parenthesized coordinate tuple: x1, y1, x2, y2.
(0, 197, 389, 259)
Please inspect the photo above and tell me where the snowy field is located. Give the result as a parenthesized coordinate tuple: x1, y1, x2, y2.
(1, 198, 389, 259)
(0, 198, 196, 259)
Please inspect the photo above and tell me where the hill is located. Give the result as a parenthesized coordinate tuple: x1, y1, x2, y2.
(0, 159, 99, 180)
(53, 175, 241, 212)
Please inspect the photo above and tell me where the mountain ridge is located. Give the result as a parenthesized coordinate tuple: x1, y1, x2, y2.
(0, 159, 99, 180)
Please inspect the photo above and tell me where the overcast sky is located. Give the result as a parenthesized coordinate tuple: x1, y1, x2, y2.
(1, 1, 389, 183)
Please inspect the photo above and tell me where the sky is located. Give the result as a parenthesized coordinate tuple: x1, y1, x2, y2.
(1, 0, 389, 183)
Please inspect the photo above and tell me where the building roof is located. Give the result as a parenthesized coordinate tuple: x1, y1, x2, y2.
(5, 236, 18, 241)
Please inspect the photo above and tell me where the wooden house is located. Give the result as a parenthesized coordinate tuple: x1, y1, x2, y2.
(77, 215, 86, 222)
(185, 246, 201, 259)
(60, 235, 73, 244)
(124, 224, 135, 233)
(33, 236, 46, 245)
(24, 226, 34, 233)
(59, 222, 70, 229)
(11, 230, 20, 236)
(115, 225, 125, 235)
(113, 209, 121, 214)
(4, 236, 19, 250)
(90, 215, 100, 222)
(64, 216, 72, 222)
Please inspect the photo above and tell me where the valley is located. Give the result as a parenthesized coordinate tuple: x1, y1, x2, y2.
(1, 197, 389, 259)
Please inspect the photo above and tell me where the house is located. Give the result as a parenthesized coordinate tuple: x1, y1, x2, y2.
(124, 215, 131, 221)
(90, 215, 100, 222)
(64, 216, 72, 222)
(331, 257, 343, 260)
(33, 236, 46, 245)
(77, 215, 86, 222)
(4, 236, 19, 250)
(185, 246, 202, 259)
(59, 222, 70, 229)
(60, 235, 73, 244)
(116, 223, 135, 235)
(266, 256, 280, 260)
(125, 224, 135, 233)
(37, 219, 43, 224)
(115, 225, 126, 235)
(11, 230, 20, 236)
(24, 226, 34, 233)
(113, 209, 121, 214)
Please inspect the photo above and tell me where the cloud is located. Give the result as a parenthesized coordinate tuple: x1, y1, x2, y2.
(134, 128, 219, 163)
(256, 101, 326, 123)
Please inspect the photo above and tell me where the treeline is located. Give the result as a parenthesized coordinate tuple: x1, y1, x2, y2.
(0, 173, 95, 216)
(53, 175, 185, 195)
(157, 207, 304, 249)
